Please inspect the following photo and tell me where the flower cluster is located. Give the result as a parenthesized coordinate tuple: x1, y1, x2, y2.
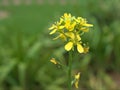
(49, 13, 93, 53)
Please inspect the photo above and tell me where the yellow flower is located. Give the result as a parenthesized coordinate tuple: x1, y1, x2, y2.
(50, 58, 58, 64)
(83, 46, 89, 53)
(61, 13, 76, 31)
(63, 13, 72, 19)
(74, 72, 81, 88)
(64, 32, 84, 53)
(65, 21, 76, 31)
(75, 17, 93, 32)
(64, 31, 84, 53)
(49, 13, 93, 53)
(64, 42, 84, 53)
(49, 19, 64, 35)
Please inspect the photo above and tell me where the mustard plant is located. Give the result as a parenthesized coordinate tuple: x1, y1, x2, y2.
(49, 13, 93, 90)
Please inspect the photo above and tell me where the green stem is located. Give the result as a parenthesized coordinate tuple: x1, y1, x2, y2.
(68, 51, 73, 90)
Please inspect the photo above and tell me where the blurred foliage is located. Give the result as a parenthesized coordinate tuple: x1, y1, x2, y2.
(0, 0, 120, 90)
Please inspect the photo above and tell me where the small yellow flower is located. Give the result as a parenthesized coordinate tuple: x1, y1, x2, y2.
(63, 13, 72, 19)
(49, 20, 64, 35)
(83, 46, 89, 53)
(65, 21, 76, 31)
(50, 58, 58, 64)
(76, 33, 81, 41)
(62, 13, 76, 31)
(75, 17, 93, 32)
(74, 72, 81, 88)
(64, 32, 84, 53)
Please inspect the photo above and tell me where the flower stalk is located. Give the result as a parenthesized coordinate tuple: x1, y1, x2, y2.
(68, 51, 73, 90)
(49, 13, 93, 89)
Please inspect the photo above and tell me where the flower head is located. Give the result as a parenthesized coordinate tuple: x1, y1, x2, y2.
(49, 13, 93, 53)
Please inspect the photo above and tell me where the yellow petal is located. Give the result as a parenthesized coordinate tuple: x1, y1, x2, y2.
(53, 35, 61, 40)
(53, 34, 66, 41)
(71, 22, 76, 27)
(59, 26, 65, 29)
(64, 13, 68, 18)
(49, 29, 57, 35)
(77, 34, 81, 41)
(49, 25, 55, 30)
(65, 42, 73, 51)
(60, 34, 67, 41)
(68, 22, 76, 31)
(59, 18, 64, 24)
(75, 72, 80, 79)
(77, 43, 84, 53)
(75, 80, 79, 88)
(74, 72, 80, 88)
(65, 20, 71, 29)
(64, 13, 71, 19)
(65, 32, 75, 39)
(50, 58, 57, 64)
(80, 27, 89, 32)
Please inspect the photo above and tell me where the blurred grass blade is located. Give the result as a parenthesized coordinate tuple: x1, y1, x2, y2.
(0, 59, 17, 84)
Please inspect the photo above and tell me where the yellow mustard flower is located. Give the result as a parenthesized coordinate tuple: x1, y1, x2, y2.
(62, 13, 72, 20)
(65, 21, 76, 31)
(64, 42, 84, 53)
(49, 24, 64, 35)
(50, 58, 58, 64)
(49, 13, 93, 53)
(76, 17, 93, 26)
(74, 72, 81, 88)
(64, 32, 84, 53)
(61, 13, 76, 31)
(49, 19, 64, 35)
(75, 17, 93, 32)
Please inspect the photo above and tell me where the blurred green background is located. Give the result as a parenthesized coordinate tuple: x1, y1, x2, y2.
(0, 0, 120, 90)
